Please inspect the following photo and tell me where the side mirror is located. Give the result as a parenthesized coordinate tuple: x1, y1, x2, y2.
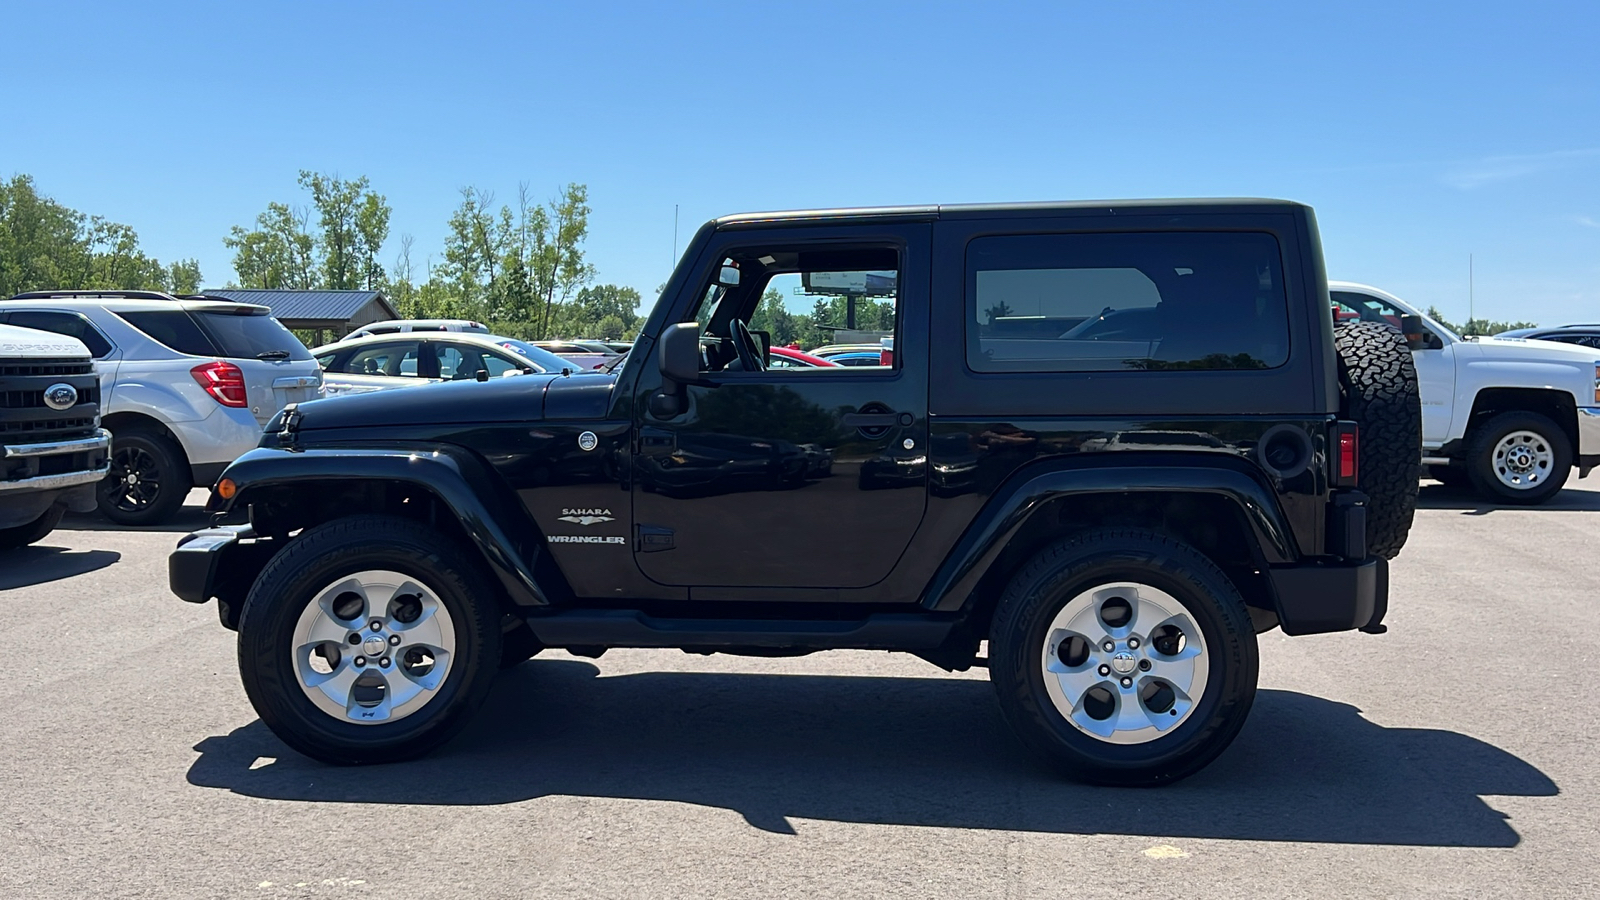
(1399, 315, 1439, 351)
(475, 369, 489, 382)
(658, 322, 702, 384)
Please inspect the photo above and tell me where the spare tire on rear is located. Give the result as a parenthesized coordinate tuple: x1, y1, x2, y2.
(1334, 320, 1421, 560)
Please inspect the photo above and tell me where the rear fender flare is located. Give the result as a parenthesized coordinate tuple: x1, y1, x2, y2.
(920, 460, 1299, 613)
(217, 446, 549, 607)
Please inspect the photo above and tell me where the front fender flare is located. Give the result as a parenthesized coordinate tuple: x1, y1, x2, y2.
(213, 445, 549, 607)
(920, 463, 1299, 612)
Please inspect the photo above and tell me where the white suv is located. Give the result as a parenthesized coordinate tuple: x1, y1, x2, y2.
(0, 291, 324, 524)
(344, 319, 489, 340)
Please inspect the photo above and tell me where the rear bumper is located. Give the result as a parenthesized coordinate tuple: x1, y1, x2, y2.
(170, 525, 279, 629)
(1267, 556, 1388, 636)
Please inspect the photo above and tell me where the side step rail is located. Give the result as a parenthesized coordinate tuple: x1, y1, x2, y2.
(524, 610, 957, 651)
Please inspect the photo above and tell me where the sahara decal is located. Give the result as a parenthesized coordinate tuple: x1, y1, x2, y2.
(558, 508, 615, 526)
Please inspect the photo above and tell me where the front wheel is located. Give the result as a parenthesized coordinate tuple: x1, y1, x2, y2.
(989, 529, 1258, 786)
(237, 515, 502, 764)
(0, 505, 66, 551)
(1465, 412, 1571, 505)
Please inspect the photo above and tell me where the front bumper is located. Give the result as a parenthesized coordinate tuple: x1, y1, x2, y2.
(0, 429, 111, 493)
(170, 525, 280, 629)
(1267, 556, 1388, 636)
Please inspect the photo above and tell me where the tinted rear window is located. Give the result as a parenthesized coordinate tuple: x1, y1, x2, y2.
(967, 232, 1290, 372)
(116, 310, 217, 356)
(196, 311, 311, 360)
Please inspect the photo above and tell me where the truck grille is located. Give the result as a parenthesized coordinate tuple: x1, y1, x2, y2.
(0, 356, 99, 441)
(0, 385, 99, 409)
(0, 360, 94, 377)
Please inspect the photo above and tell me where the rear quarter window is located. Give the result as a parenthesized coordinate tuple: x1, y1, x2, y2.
(967, 232, 1290, 373)
(115, 310, 218, 356)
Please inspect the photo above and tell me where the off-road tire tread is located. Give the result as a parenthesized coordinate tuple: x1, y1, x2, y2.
(1334, 320, 1421, 559)
(989, 528, 1258, 787)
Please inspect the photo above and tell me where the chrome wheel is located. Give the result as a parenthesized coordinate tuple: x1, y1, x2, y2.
(1041, 581, 1209, 745)
(1491, 430, 1554, 491)
(291, 569, 457, 724)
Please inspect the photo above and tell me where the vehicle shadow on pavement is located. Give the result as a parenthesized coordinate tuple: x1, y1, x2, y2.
(187, 661, 1555, 847)
(62, 503, 212, 534)
(1416, 483, 1600, 513)
(0, 545, 120, 589)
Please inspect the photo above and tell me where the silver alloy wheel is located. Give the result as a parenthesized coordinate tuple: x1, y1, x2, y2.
(1491, 430, 1555, 490)
(291, 569, 457, 725)
(1041, 581, 1209, 745)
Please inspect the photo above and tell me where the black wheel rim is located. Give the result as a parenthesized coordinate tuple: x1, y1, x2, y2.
(104, 447, 162, 511)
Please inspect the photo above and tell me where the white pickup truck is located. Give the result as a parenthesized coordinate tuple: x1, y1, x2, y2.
(1332, 281, 1600, 504)
(0, 324, 111, 549)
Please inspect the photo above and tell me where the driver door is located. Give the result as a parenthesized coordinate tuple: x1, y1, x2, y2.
(632, 223, 931, 592)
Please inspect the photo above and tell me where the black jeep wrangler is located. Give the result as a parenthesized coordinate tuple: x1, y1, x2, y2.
(171, 200, 1419, 785)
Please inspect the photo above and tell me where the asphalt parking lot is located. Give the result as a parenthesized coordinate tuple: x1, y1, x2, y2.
(2, 480, 1597, 899)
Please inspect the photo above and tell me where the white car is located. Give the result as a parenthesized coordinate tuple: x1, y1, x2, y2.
(1332, 281, 1600, 503)
(344, 318, 489, 340)
(0, 290, 324, 524)
(312, 333, 583, 395)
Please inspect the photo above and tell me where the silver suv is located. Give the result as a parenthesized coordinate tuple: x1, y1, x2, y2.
(0, 291, 323, 524)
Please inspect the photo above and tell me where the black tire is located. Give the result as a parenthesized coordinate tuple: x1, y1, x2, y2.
(0, 505, 66, 551)
(1464, 411, 1571, 505)
(989, 528, 1259, 787)
(1334, 320, 1421, 560)
(99, 427, 189, 526)
(499, 620, 544, 669)
(236, 515, 502, 765)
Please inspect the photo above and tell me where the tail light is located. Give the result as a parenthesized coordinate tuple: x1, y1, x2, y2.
(1332, 421, 1359, 487)
(190, 361, 248, 408)
(1593, 364, 1599, 404)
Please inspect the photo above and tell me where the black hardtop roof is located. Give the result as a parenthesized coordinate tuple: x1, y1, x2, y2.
(714, 198, 1308, 228)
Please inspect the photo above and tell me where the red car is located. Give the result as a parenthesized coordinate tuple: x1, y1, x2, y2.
(768, 346, 839, 368)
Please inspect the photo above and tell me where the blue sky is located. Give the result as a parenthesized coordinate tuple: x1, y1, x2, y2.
(4, 1, 1597, 325)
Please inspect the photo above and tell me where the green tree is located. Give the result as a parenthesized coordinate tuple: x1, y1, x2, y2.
(0, 174, 197, 295)
(297, 171, 391, 290)
(532, 183, 595, 339)
(167, 259, 203, 294)
(749, 288, 803, 346)
(1425, 305, 1536, 337)
(224, 202, 316, 289)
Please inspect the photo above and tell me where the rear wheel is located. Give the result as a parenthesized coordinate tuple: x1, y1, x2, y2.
(237, 515, 501, 764)
(989, 529, 1258, 786)
(99, 428, 189, 525)
(1465, 412, 1571, 504)
(0, 505, 66, 551)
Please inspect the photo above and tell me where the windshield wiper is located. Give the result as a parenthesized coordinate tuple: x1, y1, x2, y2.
(256, 350, 292, 360)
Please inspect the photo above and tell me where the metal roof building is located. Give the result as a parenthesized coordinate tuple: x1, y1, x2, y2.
(201, 289, 398, 344)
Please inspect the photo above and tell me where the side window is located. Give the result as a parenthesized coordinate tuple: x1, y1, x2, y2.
(314, 352, 338, 371)
(1550, 333, 1600, 348)
(967, 232, 1289, 372)
(115, 310, 219, 356)
(436, 344, 489, 379)
(481, 350, 524, 377)
(346, 341, 422, 377)
(7, 310, 116, 358)
(685, 246, 901, 373)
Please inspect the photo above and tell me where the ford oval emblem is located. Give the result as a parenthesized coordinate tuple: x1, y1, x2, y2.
(43, 383, 78, 411)
(577, 431, 599, 452)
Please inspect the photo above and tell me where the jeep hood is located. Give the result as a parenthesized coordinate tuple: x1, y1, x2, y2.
(291, 371, 616, 430)
(0, 323, 91, 359)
